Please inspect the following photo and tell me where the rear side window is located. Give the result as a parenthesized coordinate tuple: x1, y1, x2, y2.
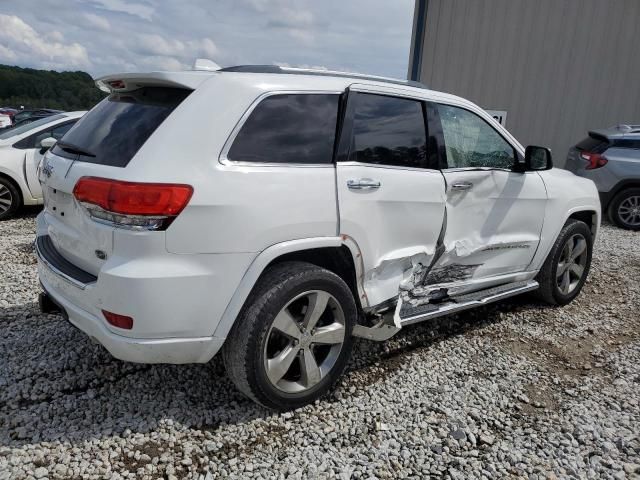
(612, 139, 640, 149)
(575, 135, 609, 153)
(52, 87, 190, 167)
(347, 93, 429, 168)
(227, 94, 339, 164)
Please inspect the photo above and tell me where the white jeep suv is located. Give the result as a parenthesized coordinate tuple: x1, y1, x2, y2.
(36, 64, 600, 409)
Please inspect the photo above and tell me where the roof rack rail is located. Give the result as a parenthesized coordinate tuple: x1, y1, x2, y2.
(218, 64, 429, 90)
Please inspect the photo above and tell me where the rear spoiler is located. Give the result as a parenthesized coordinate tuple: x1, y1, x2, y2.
(587, 130, 610, 142)
(95, 71, 214, 93)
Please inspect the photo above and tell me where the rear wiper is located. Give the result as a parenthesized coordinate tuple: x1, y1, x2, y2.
(56, 141, 96, 158)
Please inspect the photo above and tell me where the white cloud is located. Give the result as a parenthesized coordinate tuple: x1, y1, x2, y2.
(0, 15, 89, 67)
(0, 0, 414, 79)
(135, 34, 219, 62)
(83, 13, 111, 31)
(92, 0, 154, 21)
(137, 55, 186, 72)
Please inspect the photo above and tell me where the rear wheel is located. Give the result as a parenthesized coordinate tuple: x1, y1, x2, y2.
(534, 219, 593, 305)
(0, 177, 21, 221)
(223, 261, 356, 410)
(608, 188, 640, 230)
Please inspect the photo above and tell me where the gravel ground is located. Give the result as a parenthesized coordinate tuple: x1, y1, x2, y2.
(1, 211, 639, 480)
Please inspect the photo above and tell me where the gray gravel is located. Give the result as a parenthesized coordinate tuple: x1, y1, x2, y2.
(1, 211, 639, 479)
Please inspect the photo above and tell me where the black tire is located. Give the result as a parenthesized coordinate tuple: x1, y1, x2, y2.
(534, 219, 593, 306)
(608, 188, 640, 230)
(0, 176, 21, 221)
(222, 261, 356, 410)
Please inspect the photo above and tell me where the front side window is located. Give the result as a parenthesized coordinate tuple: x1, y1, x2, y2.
(437, 104, 515, 169)
(348, 93, 428, 168)
(227, 93, 339, 164)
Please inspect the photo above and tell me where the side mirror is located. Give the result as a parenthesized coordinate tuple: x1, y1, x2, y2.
(38, 137, 57, 154)
(524, 145, 553, 171)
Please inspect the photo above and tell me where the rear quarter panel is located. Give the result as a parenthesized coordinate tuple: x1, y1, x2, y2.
(120, 75, 340, 255)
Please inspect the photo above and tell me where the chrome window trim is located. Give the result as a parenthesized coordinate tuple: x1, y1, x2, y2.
(219, 90, 343, 168)
(337, 160, 440, 174)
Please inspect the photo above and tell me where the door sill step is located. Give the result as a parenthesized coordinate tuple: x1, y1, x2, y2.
(399, 280, 539, 326)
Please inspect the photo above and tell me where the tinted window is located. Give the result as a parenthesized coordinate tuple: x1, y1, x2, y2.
(52, 87, 190, 167)
(437, 104, 515, 169)
(576, 135, 609, 153)
(348, 93, 428, 168)
(612, 139, 640, 150)
(228, 94, 339, 164)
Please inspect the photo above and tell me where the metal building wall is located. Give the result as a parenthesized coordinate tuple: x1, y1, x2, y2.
(411, 0, 640, 166)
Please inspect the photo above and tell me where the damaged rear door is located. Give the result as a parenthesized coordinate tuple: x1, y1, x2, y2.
(429, 102, 547, 290)
(335, 87, 446, 307)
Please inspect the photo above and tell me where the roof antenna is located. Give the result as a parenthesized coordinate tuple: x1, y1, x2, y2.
(193, 58, 221, 71)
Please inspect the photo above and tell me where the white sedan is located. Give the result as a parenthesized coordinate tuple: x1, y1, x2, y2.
(0, 111, 85, 219)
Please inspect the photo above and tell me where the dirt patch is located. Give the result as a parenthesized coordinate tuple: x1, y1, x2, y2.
(519, 383, 561, 415)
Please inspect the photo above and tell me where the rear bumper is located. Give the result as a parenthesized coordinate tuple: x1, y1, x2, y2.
(38, 280, 224, 364)
(34, 228, 253, 364)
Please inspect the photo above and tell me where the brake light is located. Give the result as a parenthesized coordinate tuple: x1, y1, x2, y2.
(102, 310, 133, 329)
(580, 152, 608, 170)
(73, 177, 193, 230)
(108, 80, 126, 89)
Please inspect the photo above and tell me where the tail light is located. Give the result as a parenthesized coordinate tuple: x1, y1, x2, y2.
(73, 177, 193, 230)
(102, 310, 134, 329)
(580, 152, 608, 170)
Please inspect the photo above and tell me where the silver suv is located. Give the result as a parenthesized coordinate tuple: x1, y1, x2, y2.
(566, 125, 640, 230)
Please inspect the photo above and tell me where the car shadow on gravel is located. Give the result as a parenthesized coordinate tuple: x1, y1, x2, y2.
(0, 296, 547, 447)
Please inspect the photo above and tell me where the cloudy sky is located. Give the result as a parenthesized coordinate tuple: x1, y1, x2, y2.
(0, 0, 415, 79)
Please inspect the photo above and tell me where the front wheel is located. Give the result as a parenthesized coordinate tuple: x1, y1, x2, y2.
(223, 261, 356, 410)
(534, 219, 593, 306)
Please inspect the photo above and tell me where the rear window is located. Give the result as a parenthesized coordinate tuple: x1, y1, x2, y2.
(227, 93, 339, 164)
(575, 135, 609, 153)
(52, 87, 190, 167)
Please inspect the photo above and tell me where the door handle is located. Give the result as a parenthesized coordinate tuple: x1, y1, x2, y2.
(451, 181, 473, 191)
(347, 178, 381, 190)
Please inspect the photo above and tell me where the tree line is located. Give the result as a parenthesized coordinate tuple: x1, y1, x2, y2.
(0, 64, 105, 111)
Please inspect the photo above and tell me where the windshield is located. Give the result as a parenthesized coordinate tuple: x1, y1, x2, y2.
(0, 114, 66, 140)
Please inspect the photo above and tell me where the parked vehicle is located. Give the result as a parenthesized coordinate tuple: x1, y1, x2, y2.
(0, 112, 85, 219)
(566, 125, 640, 230)
(11, 109, 63, 128)
(36, 64, 600, 410)
(0, 108, 17, 129)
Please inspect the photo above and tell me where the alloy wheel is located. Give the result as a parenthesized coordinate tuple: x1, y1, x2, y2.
(0, 184, 12, 215)
(556, 233, 588, 295)
(264, 290, 346, 394)
(618, 195, 640, 227)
